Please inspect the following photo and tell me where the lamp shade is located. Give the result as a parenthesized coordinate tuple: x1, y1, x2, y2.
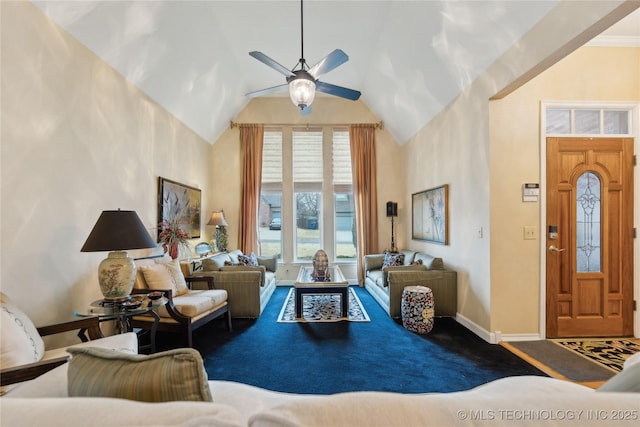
(207, 211, 228, 227)
(81, 210, 156, 252)
(287, 70, 316, 110)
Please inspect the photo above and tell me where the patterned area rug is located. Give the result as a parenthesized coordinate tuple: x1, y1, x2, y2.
(277, 287, 370, 323)
(552, 339, 640, 372)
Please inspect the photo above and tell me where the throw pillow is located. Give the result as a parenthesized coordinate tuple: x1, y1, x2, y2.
(238, 253, 259, 267)
(250, 252, 259, 266)
(0, 293, 46, 370)
(410, 259, 424, 266)
(139, 259, 189, 296)
(383, 251, 404, 267)
(67, 347, 213, 402)
(596, 360, 640, 393)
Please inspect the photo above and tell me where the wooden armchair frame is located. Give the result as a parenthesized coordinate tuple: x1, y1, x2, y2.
(1, 316, 103, 387)
(130, 276, 232, 348)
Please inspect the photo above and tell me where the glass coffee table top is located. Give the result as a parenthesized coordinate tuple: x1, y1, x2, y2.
(294, 265, 348, 287)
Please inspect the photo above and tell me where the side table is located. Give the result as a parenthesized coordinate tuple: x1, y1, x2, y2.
(401, 285, 435, 334)
(74, 294, 167, 353)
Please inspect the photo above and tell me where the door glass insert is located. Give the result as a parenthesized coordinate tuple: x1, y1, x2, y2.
(576, 172, 601, 272)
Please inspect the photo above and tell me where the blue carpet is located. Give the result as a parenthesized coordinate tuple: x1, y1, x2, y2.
(158, 286, 546, 394)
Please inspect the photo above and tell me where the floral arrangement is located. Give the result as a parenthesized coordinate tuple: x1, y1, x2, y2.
(158, 193, 191, 259)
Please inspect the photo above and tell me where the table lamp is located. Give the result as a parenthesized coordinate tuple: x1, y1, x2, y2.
(81, 209, 157, 301)
(207, 210, 228, 252)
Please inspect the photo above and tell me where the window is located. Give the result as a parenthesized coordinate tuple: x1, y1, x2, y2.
(293, 131, 323, 259)
(333, 131, 356, 259)
(546, 108, 632, 135)
(258, 131, 282, 258)
(259, 127, 355, 264)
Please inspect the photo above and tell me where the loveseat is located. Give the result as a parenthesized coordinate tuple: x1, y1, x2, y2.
(2, 350, 639, 426)
(364, 250, 457, 318)
(190, 250, 277, 318)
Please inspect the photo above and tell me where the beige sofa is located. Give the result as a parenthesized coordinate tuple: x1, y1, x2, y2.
(3, 352, 639, 426)
(364, 249, 457, 318)
(190, 250, 277, 318)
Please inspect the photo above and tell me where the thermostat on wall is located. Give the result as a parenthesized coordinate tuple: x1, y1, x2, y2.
(522, 183, 539, 202)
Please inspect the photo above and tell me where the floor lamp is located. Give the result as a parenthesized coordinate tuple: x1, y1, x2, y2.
(387, 201, 398, 253)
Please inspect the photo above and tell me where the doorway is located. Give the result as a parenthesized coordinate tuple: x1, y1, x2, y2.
(545, 137, 634, 337)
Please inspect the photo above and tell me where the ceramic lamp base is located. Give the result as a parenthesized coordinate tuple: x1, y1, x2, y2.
(215, 226, 228, 252)
(98, 251, 135, 301)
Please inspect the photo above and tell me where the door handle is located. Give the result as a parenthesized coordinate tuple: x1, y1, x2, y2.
(548, 245, 566, 252)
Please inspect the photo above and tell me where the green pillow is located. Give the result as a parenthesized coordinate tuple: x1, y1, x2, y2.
(597, 360, 640, 393)
(257, 255, 277, 273)
(67, 347, 212, 402)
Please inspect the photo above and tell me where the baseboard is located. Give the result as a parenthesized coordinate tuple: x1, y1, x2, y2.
(499, 333, 543, 342)
(455, 313, 494, 343)
(455, 313, 543, 344)
(277, 280, 360, 286)
(277, 280, 294, 286)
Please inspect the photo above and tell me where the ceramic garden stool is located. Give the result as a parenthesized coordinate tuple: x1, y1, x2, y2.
(401, 285, 435, 334)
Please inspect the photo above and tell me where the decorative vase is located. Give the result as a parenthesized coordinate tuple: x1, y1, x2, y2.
(168, 242, 179, 260)
(97, 251, 136, 301)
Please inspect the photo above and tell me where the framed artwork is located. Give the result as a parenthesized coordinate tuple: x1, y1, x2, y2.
(157, 177, 201, 240)
(412, 184, 449, 244)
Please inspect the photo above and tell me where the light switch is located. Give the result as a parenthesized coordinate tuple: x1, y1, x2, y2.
(524, 226, 537, 240)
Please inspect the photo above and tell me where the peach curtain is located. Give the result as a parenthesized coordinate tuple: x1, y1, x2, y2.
(349, 124, 378, 285)
(239, 124, 264, 254)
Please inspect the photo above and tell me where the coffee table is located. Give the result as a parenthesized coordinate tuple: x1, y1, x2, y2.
(294, 266, 349, 318)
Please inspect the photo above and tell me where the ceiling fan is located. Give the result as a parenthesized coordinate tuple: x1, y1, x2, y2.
(246, 0, 361, 115)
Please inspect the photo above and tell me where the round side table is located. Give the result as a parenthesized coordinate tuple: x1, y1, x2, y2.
(401, 285, 435, 334)
(74, 294, 167, 353)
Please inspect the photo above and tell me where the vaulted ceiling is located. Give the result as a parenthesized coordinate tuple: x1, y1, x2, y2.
(33, 1, 639, 144)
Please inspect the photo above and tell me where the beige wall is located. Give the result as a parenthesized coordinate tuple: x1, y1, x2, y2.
(489, 46, 640, 336)
(401, 1, 635, 339)
(209, 97, 402, 282)
(0, 2, 210, 344)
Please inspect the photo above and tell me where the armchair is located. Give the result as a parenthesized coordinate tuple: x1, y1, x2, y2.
(130, 256, 232, 348)
(1, 317, 103, 387)
(1, 292, 137, 388)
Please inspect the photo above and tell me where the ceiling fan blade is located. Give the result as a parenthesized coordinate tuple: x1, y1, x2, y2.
(315, 81, 361, 101)
(246, 83, 289, 98)
(249, 51, 295, 77)
(308, 49, 349, 78)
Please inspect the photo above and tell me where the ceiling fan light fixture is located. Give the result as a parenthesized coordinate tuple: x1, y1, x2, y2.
(288, 71, 316, 110)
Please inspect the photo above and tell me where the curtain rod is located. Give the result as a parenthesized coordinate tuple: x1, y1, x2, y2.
(230, 120, 383, 130)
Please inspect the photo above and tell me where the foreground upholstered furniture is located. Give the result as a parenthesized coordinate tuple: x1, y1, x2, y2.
(0, 292, 137, 388)
(2, 352, 639, 426)
(364, 249, 457, 318)
(190, 249, 277, 318)
(130, 256, 232, 347)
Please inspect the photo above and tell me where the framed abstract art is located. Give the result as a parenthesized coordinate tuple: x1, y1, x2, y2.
(412, 184, 449, 245)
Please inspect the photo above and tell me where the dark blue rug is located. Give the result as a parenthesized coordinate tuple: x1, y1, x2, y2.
(157, 286, 546, 395)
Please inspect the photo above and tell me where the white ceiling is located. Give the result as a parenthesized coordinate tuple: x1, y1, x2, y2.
(32, 1, 639, 144)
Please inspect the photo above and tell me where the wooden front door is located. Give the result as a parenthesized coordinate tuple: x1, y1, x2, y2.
(546, 137, 634, 337)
